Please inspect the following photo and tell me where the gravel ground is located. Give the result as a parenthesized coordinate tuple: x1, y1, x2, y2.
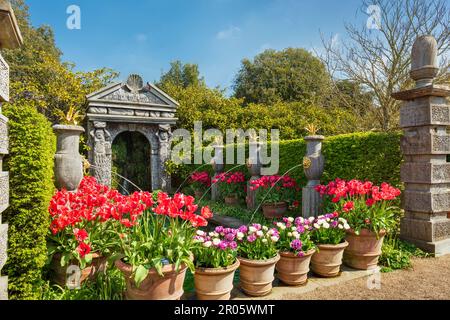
(285, 255, 450, 300)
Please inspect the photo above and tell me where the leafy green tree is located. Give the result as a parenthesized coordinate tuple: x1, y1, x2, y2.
(159, 61, 205, 90)
(2, 0, 118, 124)
(233, 48, 332, 105)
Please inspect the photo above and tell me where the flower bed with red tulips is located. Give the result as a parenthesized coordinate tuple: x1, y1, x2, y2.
(212, 171, 246, 205)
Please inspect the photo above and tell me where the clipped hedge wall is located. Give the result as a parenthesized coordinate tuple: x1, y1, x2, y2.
(173, 131, 403, 190)
(3, 102, 56, 300)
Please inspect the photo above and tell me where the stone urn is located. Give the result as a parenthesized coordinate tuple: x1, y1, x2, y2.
(311, 241, 348, 277)
(53, 125, 85, 191)
(344, 229, 386, 270)
(238, 254, 280, 297)
(115, 259, 188, 300)
(194, 260, 240, 300)
(302, 135, 325, 217)
(276, 249, 315, 286)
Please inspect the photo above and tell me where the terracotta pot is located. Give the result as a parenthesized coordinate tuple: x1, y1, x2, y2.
(115, 259, 187, 300)
(50, 252, 106, 287)
(344, 229, 386, 270)
(262, 202, 288, 219)
(194, 260, 240, 300)
(238, 254, 280, 297)
(276, 249, 315, 286)
(311, 242, 348, 277)
(224, 195, 239, 206)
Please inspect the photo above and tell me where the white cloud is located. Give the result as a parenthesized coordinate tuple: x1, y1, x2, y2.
(216, 26, 241, 40)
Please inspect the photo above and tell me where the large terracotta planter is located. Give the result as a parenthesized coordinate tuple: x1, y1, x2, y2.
(311, 242, 348, 277)
(238, 254, 280, 297)
(276, 249, 315, 286)
(262, 202, 288, 219)
(50, 252, 106, 287)
(224, 195, 239, 206)
(194, 260, 240, 300)
(115, 259, 187, 300)
(344, 229, 386, 270)
(53, 125, 85, 192)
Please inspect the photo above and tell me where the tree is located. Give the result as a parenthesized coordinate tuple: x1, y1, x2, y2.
(320, 0, 449, 131)
(233, 48, 332, 105)
(158, 61, 205, 90)
(2, 0, 118, 124)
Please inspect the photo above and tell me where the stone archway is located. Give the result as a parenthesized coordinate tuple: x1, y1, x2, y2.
(86, 74, 179, 192)
(112, 131, 152, 194)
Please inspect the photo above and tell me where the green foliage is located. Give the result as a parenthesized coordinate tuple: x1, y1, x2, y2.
(112, 132, 152, 193)
(3, 101, 56, 300)
(380, 237, 429, 273)
(158, 60, 205, 89)
(233, 48, 332, 105)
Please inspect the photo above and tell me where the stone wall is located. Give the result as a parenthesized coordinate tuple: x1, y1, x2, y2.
(0, 0, 23, 300)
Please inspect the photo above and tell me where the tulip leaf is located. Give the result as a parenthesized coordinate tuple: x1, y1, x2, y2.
(134, 265, 149, 288)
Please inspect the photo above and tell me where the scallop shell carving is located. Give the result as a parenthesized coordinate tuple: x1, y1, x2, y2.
(126, 74, 144, 93)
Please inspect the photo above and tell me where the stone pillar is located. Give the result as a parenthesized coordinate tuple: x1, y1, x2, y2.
(211, 144, 224, 201)
(392, 35, 450, 256)
(157, 124, 172, 192)
(302, 135, 325, 217)
(0, 0, 23, 300)
(246, 141, 262, 210)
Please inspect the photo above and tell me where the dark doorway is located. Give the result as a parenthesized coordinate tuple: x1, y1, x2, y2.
(112, 131, 152, 194)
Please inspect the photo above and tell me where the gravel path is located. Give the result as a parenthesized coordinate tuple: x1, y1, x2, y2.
(285, 255, 450, 300)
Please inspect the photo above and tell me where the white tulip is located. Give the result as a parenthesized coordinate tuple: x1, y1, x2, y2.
(292, 231, 300, 239)
(237, 232, 244, 240)
(309, 217, 315, 223)
(262, 226, 268, 231)
(276, 222, 284, 228)
(288, 232, 293, 237)
(196, 230, 205, 236)
(314, 223, 320, 229)
(262, 239, 268, 244)
(249, 226, 257, 233)
(288, 217, 294, 223)
(338, 225, 344, 229)
(268, 229, 275, 236)
(203, 241, 212, 248)
(213, 238, 221, 246)
(271, 236, 279, 242)
(344, 224, 350, 230)
(256, 230, 264, 237)
(291, 226, 297, 231)
(323, 222, 330, 229)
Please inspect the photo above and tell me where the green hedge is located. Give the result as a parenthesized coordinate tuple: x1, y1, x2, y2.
(3, 102, 56, 300)
(172, 131, 403, 190)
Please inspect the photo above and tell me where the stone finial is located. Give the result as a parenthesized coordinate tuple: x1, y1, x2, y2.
(410, 35, 439, 88)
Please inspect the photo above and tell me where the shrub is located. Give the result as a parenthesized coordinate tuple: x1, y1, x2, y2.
(3, 101, 56, 300)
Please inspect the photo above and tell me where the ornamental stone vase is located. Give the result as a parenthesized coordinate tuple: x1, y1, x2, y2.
(53, 125, 85, 191)
(302, 135, 325, 217)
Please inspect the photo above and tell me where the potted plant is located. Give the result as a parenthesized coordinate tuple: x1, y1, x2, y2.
(316, 179, 401, 270)
(274, 217, 316, 286)
(47, 176, 152, 287)
(236, 224, 280, 297)
(213, 172, 246, 206)
(310, 213, 350, 277)
(250, 175, 299, 218)
(113, 192, 213, 300)
(192, 227, 239, 300)
(190, 171, 211, 199)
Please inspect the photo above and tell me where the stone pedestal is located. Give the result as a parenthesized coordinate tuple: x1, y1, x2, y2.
(211, 144, 224, 201)
(302, 135, 325, 217)
(246, 141, 262, 210)
(393, 35, 450, 256)
(0, 0, 23, 300)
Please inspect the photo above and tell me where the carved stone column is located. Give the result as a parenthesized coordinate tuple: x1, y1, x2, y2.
(246, 141, 262, 210)
(211, 144, 224, 201)
(392, 35, 450, 256)
(157, 124, 172, 192)
(302, 135, 325, 217)
(88, 121, 112, 186)
(0, 0, 23, 300)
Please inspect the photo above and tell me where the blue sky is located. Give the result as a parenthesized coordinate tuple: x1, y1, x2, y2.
(26, 0, 367, 91)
